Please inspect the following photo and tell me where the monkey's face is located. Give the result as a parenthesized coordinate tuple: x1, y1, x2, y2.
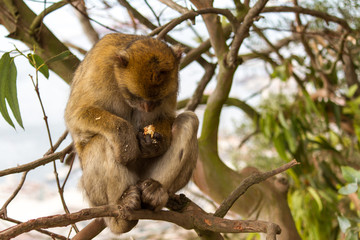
(114, 38, 180, 112)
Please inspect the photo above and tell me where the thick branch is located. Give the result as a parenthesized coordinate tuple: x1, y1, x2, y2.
(0, 196, 281, 239)
(0, 0, 80, 84)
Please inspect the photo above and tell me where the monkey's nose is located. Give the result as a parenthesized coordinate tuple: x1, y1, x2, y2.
(141, 101, 155, 112)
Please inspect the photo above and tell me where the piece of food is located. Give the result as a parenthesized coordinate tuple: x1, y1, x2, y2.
(143, 125, 156, 138)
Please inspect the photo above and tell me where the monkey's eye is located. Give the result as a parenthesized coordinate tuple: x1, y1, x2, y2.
(159, 70, 168, 75)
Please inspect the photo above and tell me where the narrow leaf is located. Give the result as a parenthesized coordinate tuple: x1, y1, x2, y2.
(0, 53, 15, 128)
(5, 57, 23, 128)
(307, 187, 323, 211)
(46, 50, 72, 64)
(28, 53, 49, 79)
(273, 133, 289, 160)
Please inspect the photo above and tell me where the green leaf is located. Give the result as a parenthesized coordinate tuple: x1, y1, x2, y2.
(337, 215, 351, 233)
(284, 127, 297, 153)
(341, 166, 360, 183)
(0, 52, 23, 129)
(274, 133, 289, 160)
(271, 64, 288, 81)
(5, 56, 23, 128)
(0, 53, 15, 128)
(338, 183, 358, 195)
(278, 111, 289, 129)
(27, 53, 49, 79)
(46, 50, 72, 65)
(307, 187, 323, 211)
(332, 102, 341, 129)
(303, 90, 320, 115)
(346, 84, 358, 98)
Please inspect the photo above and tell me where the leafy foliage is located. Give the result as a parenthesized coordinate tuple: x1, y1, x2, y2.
(0, 52, 23, 129)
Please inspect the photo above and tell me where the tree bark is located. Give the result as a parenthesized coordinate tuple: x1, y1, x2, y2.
(0, 0, 80, 84)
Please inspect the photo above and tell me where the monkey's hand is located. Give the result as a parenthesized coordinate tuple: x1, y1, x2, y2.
(137, 179, 168, 211)
(137, 131, 167, 158)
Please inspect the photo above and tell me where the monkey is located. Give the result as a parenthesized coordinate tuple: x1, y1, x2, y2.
(64, 33, 199, 234)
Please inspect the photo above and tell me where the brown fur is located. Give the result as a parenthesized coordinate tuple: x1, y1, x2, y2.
(64, 33, 198, 234)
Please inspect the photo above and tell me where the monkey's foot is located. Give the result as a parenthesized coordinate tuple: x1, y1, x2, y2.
(120, 185, 141, 211)
(137, 179, 169, 211)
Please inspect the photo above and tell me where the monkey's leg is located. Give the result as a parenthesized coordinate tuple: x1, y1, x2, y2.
(140, 111, 199, 208)
(80, 135, 141, 234)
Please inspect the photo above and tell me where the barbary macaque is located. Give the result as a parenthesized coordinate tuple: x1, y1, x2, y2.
(65, 33, 199, 233)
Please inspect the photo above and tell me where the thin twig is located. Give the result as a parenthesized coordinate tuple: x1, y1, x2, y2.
(45, 130, 69, 156)
(185, 63, 217, 111)
(144, 0, 161, 26)
(214, 159, 300, 218)
(262, 6, 351, 31)
(158, 0, 189, 14)
(0, 171, 28, 218)
(156, 8, 238, 40)
(0, 144, 73, 177)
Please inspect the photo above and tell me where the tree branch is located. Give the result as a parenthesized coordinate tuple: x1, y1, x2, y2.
(214, 159, 300, 218)
(0, 195, 281, 239)
(226, 0, 269, 67)
(156, 8, 237, 40)
(262, 6, 351, 31)
(0, 144, 73, 177)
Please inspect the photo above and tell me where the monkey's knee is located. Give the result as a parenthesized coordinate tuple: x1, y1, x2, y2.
(172, 111, 199, 136)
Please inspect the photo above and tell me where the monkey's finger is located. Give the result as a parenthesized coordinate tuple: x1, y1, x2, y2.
(153, 132, 162, 141)
(144, 134, 152, 144)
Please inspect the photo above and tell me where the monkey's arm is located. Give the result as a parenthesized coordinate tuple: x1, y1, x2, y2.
(138, 116, 174, 159)
(145, 111, 199, 192)
(68, 106, 140, 164)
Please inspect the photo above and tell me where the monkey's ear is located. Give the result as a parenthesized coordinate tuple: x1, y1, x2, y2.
(116, 50, 129, 67)
(172, 45, 184, 60)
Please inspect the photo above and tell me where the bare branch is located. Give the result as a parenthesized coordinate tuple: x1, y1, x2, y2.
(262, 6, 351, 31)
(0, 217, 67, 240)
(29, 0, 68, 35)
(72, 218, 106, 240)
(158, 0, 189, 14)
(0, 144, 73, 177)
(0, 171, 28, 218)
(156, 8, 237, 40)
(1, 194, 281, 239)
(226, 0, 269, 67)
(71, 0, 100, 44)
(45, 130, 69, 155)
(185, 63, 216, 111)
(214, 160, 300, 218)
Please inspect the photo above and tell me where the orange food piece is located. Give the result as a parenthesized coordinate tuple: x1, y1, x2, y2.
(143, 125, 155, 138)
